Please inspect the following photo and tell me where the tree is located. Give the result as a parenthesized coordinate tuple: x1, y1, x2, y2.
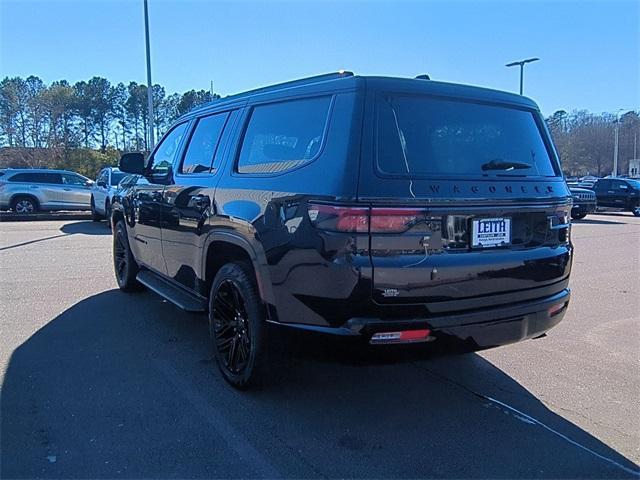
(111, 82, 129, 151)
(74, 81, 94, 148)
(177, 89, 219, 117)
(41, 80, 77, 148)
(87, 77, 114, 151)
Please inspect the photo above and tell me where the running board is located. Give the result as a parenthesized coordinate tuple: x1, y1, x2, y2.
(136, 270, 207, 312)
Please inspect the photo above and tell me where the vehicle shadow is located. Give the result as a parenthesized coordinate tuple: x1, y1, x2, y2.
(2, 290, 638, 479)
(573, 218, 627, 225)
(59, 220, 111, 235)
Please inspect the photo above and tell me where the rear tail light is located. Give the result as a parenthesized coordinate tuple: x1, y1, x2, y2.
(307, 204, 369, 232)
(307, 203, 422, 233)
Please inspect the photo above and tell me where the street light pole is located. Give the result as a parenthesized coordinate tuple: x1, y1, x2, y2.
(505, 57, 540, 95)
(144, 0, 155, 150)
(612, 109, 624, 178)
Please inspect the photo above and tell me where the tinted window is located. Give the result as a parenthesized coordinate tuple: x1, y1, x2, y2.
(237, 96, 331, 174)
(8, 172, 62, 184)
(149, 122, 188, 174)
(377, 95, 557, 178)
(181, 112, 229, 174)
(62, 173, 88, 186)
(110, 172, 126, 185)
(594, 180, 610, 190)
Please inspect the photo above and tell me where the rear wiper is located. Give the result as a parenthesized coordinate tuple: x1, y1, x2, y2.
(481, 159, 532, 171)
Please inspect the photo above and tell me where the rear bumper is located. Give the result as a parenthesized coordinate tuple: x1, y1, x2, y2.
(270, 288, 570, 349)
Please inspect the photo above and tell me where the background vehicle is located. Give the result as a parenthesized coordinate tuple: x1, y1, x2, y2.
(569, 187, 597, 219)
(0, 168, 92, 213)
(592, 178, 640, 216)
(112, 72, 572, 388)
(91, 167, 127, 221)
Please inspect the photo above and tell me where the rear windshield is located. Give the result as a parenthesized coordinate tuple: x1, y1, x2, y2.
(376, 95, 558, 178)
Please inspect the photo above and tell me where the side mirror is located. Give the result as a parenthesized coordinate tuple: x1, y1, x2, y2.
(86, 179, 95, 187)
(96, 180, 106, 187)
(119, 152, 145, 175)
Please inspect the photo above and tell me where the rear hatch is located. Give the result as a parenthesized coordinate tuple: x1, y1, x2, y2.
(358, 86, 572, 311)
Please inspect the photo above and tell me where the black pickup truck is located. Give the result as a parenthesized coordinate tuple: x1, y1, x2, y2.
(592, 179, 640, 216)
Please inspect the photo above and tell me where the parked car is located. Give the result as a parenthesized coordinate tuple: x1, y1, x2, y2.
(569, 187, 596, 219)
(112, 72, 572, 388)
(90, 167, 127, 221)
(592, 178, 640, 216)
(0, 168, 92, 213)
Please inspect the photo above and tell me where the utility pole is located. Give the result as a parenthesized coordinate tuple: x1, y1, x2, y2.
(505, 58, 540, 95)
(612, 109, 624, 178)
(144, 0, 155, 149)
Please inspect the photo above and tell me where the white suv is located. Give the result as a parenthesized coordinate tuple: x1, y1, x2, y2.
(90, 167, 127, 221)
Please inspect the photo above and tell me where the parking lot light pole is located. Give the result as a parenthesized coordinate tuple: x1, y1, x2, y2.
(613, 109, 625, 178)
(505, 58, 540, 95)
(144, 0, 155, 150)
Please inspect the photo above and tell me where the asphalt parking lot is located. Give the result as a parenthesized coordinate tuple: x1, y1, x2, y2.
(1, 214, 639, 479)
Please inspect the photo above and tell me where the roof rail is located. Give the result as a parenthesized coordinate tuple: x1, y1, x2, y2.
(190, 71, 354, 114)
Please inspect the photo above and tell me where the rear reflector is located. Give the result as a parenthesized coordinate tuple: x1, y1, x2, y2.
(370, 329, 433, 345)
(548, 302, 567, 317)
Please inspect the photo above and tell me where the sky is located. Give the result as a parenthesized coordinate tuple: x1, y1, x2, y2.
(1, 0, 638, 116)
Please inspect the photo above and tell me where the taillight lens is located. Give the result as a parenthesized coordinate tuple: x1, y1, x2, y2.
(307, 204, 422, 233)
(369, 208, 421, 233)
(307, 204, 369, 232)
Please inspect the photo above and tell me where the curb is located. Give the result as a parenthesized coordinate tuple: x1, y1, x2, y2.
(0, 211, 93, 222)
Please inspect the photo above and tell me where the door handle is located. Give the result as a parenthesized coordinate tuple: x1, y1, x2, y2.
(63, 188, 72, 191)
(607, 191, 615, 193)
(29, 185, 38, 189)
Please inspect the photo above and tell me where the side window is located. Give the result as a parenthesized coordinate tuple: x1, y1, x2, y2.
(35, 173, 62, 184)
(237, 96, 331, 174)
(614, 180, 629, 190)
(595, 180, 609, 190)
(8, 173, 33, 182)
(62, 173, 87, 186)
(149, 122, 188, 174)
(180, 112, 229, 174)
(97, 170, 107, 184)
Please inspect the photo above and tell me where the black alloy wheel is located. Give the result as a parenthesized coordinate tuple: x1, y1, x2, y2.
(113, 220, 141, 291)
(209, 262, 266, 388)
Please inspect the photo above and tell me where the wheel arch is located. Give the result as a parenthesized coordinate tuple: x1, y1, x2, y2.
(202, 232, 275, 308)
(10, 193, 40, 209)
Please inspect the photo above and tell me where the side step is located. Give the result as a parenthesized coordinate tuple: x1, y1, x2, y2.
(136, 270, 207, 312)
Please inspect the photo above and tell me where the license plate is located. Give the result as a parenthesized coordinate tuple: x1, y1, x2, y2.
(472, 217, 511, 248)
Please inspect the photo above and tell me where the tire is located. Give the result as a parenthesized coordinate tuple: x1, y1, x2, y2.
(11, 195, 38, 214)
(91, 197, 103, 222)
(209, 262, 267, 389)
(633, 204, 640, 217)
(104, 200, 112, 228)
(113, 220, 142, 292)
(571, 212, 587, 220)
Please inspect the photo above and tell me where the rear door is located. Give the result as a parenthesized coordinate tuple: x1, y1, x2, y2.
(359, 92, 572, 309)
(161, 109, 236, 292)
(60, 173, 92, 208)
(594, 180, 613, 207)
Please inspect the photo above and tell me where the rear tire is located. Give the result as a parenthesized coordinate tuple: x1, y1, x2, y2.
(113, 220, 142, 292)
(91, 197, 103, 222)
(571, 212, 587, 220)
(11, 196, 38, 214)
(105, 200, 112, 228)
(632, 205, 640, 217)
(209, 262, 267, 389)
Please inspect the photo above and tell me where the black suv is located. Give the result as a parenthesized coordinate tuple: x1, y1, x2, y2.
(113, 72, 573, 387)
(592, 178, 640, 216)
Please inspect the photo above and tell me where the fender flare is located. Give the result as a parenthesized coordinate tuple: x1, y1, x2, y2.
(201, 230, 275, 305)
